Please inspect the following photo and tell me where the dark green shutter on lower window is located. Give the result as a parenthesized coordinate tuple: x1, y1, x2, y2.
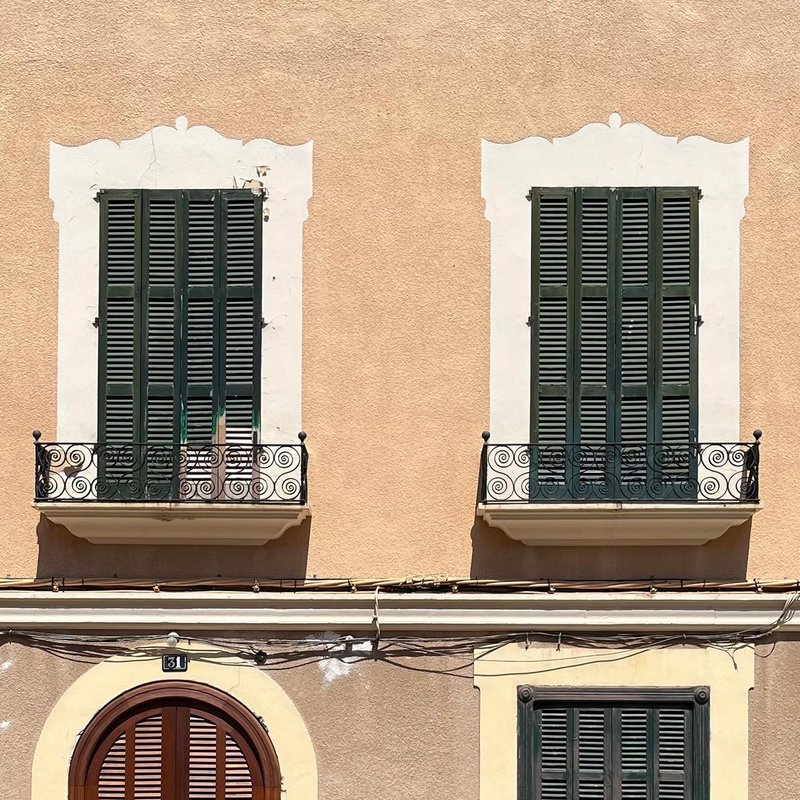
(530, 187, 698, 492)
(98, 189, 262, 451)
(518, 692, 709, 800)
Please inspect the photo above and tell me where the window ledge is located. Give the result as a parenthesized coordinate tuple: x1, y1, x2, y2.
(476, 502, 760, 546)
(33, 502, 310, 546)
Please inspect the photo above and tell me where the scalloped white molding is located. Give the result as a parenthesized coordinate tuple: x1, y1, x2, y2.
(49, 117, 313, 443)
(482, 113, 749, 443)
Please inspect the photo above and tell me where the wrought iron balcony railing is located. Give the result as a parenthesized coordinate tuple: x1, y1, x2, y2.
(479, 430, 761, 504)
(33, 431, 308, 504)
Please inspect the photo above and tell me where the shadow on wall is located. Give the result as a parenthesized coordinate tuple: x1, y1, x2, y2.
(469, 515, 752, 581)
(35, 515, 312, 580)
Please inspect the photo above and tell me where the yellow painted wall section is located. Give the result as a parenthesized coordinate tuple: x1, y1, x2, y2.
(474, 643, 755, 800)
(1, 1, 800, 579)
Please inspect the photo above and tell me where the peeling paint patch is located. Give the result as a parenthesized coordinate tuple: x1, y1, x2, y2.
(312, 632, 372, 683)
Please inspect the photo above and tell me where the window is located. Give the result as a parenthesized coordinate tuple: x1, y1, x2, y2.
(98, 189, 262, 448)
(518, 687, 710, 800)
(529, 187, 699, 496)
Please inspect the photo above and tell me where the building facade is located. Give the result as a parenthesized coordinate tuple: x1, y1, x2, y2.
(2, 1, 800, 797)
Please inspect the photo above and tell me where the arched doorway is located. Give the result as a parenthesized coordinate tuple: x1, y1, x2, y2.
(69, 681, 281, 800)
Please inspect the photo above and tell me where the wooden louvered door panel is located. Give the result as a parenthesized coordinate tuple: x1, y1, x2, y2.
(99, 189, 263, 501)
(92, 704, 264, 800)
(530, 187, 698, 500)
(98, 190, 141, 499)
(529, 703, 695, 800)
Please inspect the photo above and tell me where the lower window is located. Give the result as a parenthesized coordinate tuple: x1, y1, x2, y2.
(517, 687, 709, 800)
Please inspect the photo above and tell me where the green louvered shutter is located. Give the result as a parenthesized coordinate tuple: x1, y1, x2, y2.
(656, 189, 699, 489)
(530, 187, 698, 499)
(530, 189, 572, 490)
(99, 191, 139, 445)
(142, 191, 182, 497)
(98, 191, 141, 497)
(221, 191, 262, 447)
(521, 697, 707, 800)
(99, 189, 262, 499)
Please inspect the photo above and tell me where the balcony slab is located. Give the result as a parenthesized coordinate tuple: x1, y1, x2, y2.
(34, 502, 310, 545)
(477, 502, 760, 546)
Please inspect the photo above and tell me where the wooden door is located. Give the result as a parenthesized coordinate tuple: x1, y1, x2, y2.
(70, 682, 280, 800)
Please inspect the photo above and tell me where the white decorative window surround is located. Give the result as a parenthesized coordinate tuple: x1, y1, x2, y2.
(42, 118, 312, 545)
(481, 113, 748, 445)
(474, 643, 754, 800)
(50, 116, 312, 445)
(478, 114, 756, 546)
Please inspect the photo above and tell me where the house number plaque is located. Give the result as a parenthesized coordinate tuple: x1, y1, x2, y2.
(162, 654, 188, 672)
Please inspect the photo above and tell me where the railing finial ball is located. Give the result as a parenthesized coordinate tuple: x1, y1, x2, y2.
(32, 430, 41, 441)
(753, 429, 762, 440)
(298, 431, 307, 442)
(481, 431, 490, 443)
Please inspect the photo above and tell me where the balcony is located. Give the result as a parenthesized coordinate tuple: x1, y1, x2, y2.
(32, 432, 310, 545)
(477, 431, 762, 546)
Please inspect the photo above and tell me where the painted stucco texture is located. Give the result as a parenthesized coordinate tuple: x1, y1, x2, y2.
(0, 639, 479, 800)
(2, 1, 800, 579)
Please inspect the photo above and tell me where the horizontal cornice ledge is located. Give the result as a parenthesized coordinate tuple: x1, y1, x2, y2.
(0, 590, 795, 633)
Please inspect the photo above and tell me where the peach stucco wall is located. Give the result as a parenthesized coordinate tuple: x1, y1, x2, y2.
(0, 638, 479, 800)
(1, 637, 798, 799)
(2, 1, 800, 580)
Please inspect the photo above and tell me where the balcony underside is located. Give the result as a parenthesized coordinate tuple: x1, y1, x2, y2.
(477, 502, 760, 546)
(34, 502, 310, 546)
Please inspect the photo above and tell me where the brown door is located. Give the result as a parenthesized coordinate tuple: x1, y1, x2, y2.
(70, 682, 281, 800)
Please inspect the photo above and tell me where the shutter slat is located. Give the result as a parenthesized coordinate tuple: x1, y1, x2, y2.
(580, 297, 607, 385)
(97, 731, 127, 800)
(188, 713, 254, 800)
(538, 196, 569, 285)
(580, 197, 609, 284)
(577, 708, 605, 771)
(621, 298, 648, 384)
(540, 298, 569, 384)
(620, 708, 648, 771)
(621, 197, 649, 285)
(540, 707, 568, 770)
(144, 194, 180, 449)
